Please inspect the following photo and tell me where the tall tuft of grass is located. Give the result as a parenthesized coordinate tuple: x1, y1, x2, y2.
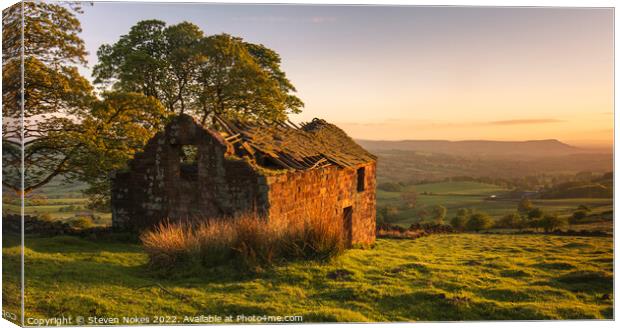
(231, 215, 280, 271)
(280, 215, 345, 261)
(140, 220, 200, 268)
(140, 213, 345, 271)
(195, 220, 237, 266)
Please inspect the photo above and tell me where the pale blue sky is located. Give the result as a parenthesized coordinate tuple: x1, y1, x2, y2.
(75, 3, 613, 145)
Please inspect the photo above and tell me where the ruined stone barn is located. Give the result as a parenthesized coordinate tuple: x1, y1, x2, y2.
(111, 114, 377, 246)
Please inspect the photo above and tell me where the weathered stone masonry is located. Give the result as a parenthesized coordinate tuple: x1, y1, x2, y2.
(112, 114, 377, 246)
(265, 164, 376, 245)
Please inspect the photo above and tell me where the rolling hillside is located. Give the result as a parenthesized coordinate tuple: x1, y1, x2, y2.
(357, 139, 598, 157)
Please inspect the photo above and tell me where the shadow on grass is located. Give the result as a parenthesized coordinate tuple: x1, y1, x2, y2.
(375, 290, 552, 321)
(15, 235, 287, 288)
(531, 261, 576, 271)
(5, 246, 276, 318)
(550, 270, 613, 293)
(2, 232, 21, 248)
(23, 234, 142, 254)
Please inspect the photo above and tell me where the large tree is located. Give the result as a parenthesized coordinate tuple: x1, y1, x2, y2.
(194, 34, 303, 125)
(2, 2, 169, 208)
(93, 21, 303, 124)
(2, 1, 93, 195)
(93, 20, 203, 114)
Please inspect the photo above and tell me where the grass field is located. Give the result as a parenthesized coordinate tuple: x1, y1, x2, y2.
(2, 233, 612, 322)
(377, 181, 612, 228)
(413, 181, 509, 195)
(3, 178, 105, 221)
(3, 198, 111, 223)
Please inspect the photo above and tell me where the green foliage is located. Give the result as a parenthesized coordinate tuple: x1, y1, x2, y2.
(450, 215, 468, 231)
(2, 2, 94, 194)
(2, 4, 171, 205)
(73, 92, 169, 209)
(68, 216, 95, 229)
(93, 20, 199, 113)
(38, 213, 53, 222)
(377, 206, 400, 224)
(571, 210, 588, 224)
(3, 14, 302, 201)
(540, 214, 567, 233)
(527, 218, 543, 231)
(456, 208, 474, 217)
(465, 213, 493, 232)
(429, 205, 447, 224)
(194, 34, 303, 124)
(498, 212, 524, 230)
(527, 207, 544, 219)
(93, 21, 303, 123)
(449, 208, 475, 231)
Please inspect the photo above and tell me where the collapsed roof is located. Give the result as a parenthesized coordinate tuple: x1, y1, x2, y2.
(213, 115, 377, 171)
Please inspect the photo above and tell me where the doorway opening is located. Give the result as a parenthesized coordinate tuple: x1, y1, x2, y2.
(342, 206, 353, 247)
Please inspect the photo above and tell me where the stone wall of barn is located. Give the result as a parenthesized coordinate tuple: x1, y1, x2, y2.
(263, 163, 377, 245)
(111, 115, 267, 231)
(111, 115, 376, 246)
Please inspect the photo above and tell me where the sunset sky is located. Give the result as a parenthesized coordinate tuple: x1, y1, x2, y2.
(77, 3, 613, 147)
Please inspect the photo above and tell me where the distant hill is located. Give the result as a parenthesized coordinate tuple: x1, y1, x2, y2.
(356, 139, 593, 157)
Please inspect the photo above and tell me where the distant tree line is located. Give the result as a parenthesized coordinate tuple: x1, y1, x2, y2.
(449, 198, 597, 233)
(377, 202, 446, 226)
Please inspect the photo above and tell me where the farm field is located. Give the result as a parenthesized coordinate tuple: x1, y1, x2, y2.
(377, 181, 613, 228)
(2, 179, 101, 221)
(3, 198, 111, 223)
(5, 181, 611, 231)
(2, 233, 612, 322)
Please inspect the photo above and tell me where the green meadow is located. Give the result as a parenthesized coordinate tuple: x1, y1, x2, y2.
(2, 180, 613, 323)
(377, 181, 612, 229)
(4, 198, 111, 223)
(2, 233, 612, 322)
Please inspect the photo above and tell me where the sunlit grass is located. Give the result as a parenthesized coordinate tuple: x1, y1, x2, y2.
(2, 233, 612, 322)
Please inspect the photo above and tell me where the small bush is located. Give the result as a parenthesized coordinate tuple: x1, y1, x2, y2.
(450, 215, 468, 231)
(570, 210, 588, 224)
(38, 213, 53, 221)
(67, 216, 95, 229)
(540, 214, 567, 233)
(141, 214, 345, 271)
(465, 213, 493, 232)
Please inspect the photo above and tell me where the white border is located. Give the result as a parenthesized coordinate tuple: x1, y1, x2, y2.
(0, 1, 616, 328)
